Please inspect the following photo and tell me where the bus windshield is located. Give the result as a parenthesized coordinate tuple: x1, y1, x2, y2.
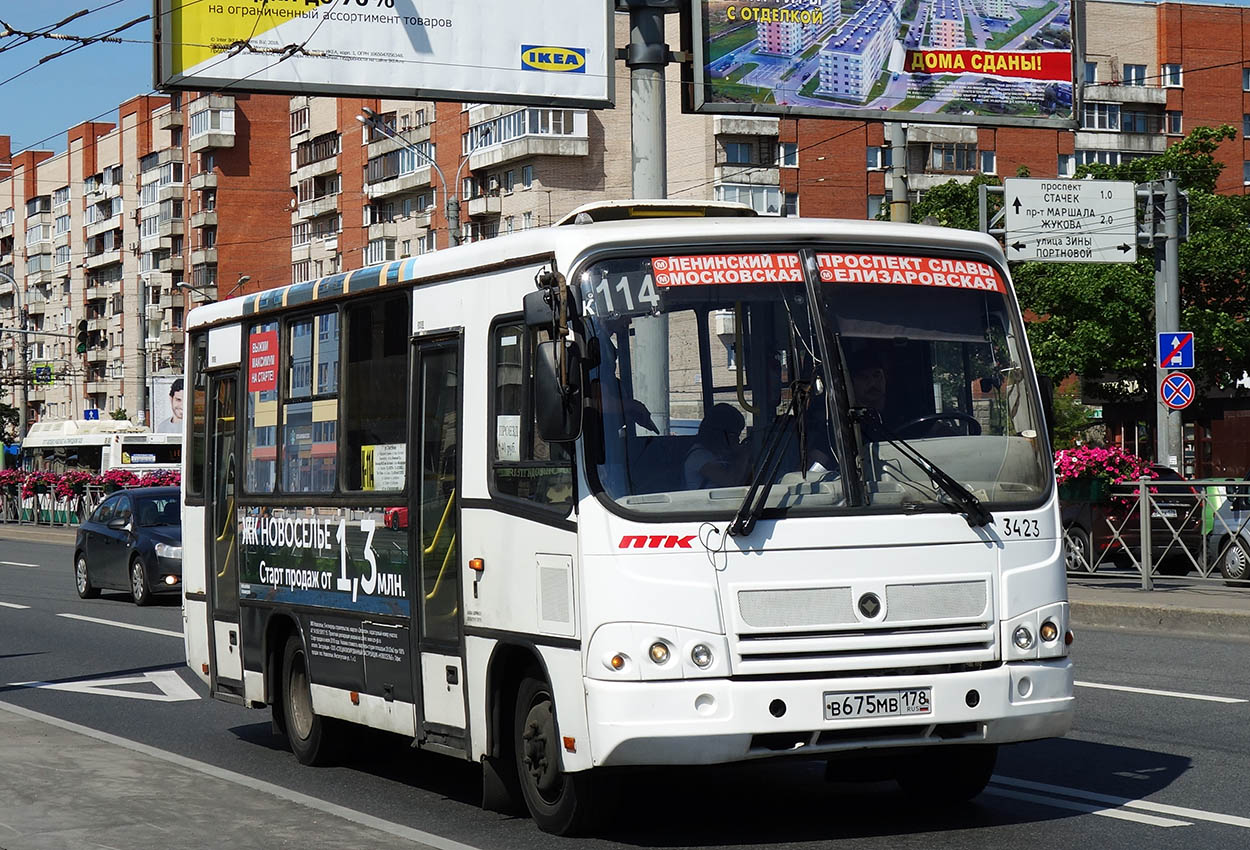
(582, 249, 1049, 518)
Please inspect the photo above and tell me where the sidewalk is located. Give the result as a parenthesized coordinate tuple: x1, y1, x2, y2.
(1068, 577, 1250, 639)
(0, 701, 471, 850)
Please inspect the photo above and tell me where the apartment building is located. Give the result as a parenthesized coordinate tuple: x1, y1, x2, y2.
(3, 2, 1248, 436)
(0, 92, 289, 428)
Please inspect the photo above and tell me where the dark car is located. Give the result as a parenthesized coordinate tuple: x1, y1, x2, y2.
(74, 486, 182, 605)
(1062, 465, 1204, 575)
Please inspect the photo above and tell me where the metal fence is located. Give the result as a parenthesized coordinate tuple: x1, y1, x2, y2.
(0, 485, 108, 527)
(1062, 477, 1250, 590)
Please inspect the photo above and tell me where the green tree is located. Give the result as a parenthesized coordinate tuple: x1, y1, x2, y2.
(109, 408, 128, 421)
(0, 401, 16, 444)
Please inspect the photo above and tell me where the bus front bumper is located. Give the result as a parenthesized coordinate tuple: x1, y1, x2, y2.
(583, 658, 1072, 767)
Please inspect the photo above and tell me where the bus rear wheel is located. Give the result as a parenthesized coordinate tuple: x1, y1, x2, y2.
(895, 744, 997, 804)
(281, 635, 339, 766)
(514, 674, 603, 835)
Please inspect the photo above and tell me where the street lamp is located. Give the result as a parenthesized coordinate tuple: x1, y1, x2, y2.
(357, 107, 486, 248)
(175, 273, 250, 304)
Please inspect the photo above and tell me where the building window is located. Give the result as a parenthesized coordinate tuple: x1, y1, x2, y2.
(724, 142, 752, 164)
(522, 165, 534, 188)
(1084, 61, 1097, 84)
(523, 211, 533, 229)
(979, 150, 996, 175)
(782, 192, 799, 217)
(1244, 162, 1250, 185)
(1081, 102, 1120, 131)
(1122, 64, 1146, 86)
(866, 146, 891, 169)
(866, 195, 884, 220)
(1244, 115, 1250, 138)
(364, 238, 396, 265)
(296, 132, 340, 167)
(777, 142, 798, 167)
(462, 108, 584, 153)
(1162, 64, 1182, 87)
(1122, 109, 1159, 134)
(1076, 150, 1121, 167)
(1167, 111, 1183, 135)
(189, 108, 235, 138)
(290, 107, 309, 135)
(1243, 69, 1249, 91)
(929, 143, 976, 173)
(715, 183, 782, 215)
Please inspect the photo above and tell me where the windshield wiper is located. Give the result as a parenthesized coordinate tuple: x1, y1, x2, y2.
(728, 381, 810, 537)
(851, 408, 993, 528)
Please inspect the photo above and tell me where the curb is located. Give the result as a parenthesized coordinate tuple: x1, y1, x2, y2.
(1071, 600, 1250, 640)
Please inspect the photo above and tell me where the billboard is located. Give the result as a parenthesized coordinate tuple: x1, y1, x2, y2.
(155, 0, 614, 108)
(689, 0, 1076, 127)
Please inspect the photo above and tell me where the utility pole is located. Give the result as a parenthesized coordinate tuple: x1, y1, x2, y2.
(138, 272, 151, 427)
(1153, 176, 1182, 469)
(621, 0, 678, 432)
(887, 123, 910, 222)
(0, 270, 26, 443)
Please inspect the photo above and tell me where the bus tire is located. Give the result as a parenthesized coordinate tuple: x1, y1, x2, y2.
(281, 635, 339, 766)
(514, 674, 602, 835)
(75, 551, 99, 599)
(895, 744, 997, 804)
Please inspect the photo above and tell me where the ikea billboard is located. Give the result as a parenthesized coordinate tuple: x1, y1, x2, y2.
(689, 0, 1077, 127)
(155, 0, 613, 107)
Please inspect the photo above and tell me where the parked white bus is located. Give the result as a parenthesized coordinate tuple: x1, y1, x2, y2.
(182, 202, 1072, 834)
(22, 419, 182, 474)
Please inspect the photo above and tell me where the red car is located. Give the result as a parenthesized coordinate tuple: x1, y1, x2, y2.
(383, 506, 407, 530)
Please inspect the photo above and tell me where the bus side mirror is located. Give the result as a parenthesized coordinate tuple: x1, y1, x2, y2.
(534, 340, 583, 442)
(523, 289, 553, 328)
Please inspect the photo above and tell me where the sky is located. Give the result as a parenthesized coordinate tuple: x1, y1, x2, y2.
(0, 0, 153, 156)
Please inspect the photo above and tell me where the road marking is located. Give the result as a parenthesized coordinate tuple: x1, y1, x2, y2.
(57, 613, 182, 638)
(0, 700, 489, 850)
(0, 601, 30, 609)
(1076, 680, 1248, 704)
(0, 561, 38, 567)
(994, 776, 1250, 830)
(985, 786, 1191, 827)
(10, 670, 200, 702)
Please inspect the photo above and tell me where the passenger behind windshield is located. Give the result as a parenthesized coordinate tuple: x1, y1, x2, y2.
(683, 403, 750, 489)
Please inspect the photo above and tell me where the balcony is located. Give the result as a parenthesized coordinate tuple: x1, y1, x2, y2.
(365, 166, 432, 200)
(159, 328, 185, 348)
(53, 229, 70, 248)
(190, 171, 218, 192)
(1084, 83, 1167, 106)
(294, 156, 339, 183)
(714, 164, 779, 186)
(157, 110, 184, 130)
(85, 380, 110, 395)
(191, 247, 218, 266)
(467, 194, 501, 217)
(86, 347, 108, 364)
(191, 210, 218, 229)
(368, 222, 398, 241)
(82, 250, 122, 269)
(159, 254, 184, 272)
(87, 317, 109, 332)
(1075, 130, 1167, 155)
(366, 126, 432, 159)
(24, 299, 46, 316)
(468, 133, 588, 171)
(85, 214, 123, 240)
(158, 219, 184, 239)
(85, 285, 110, 301)
(713, 116, 780, 137)
(25, 240, 53, 256)
(27, 387, 44, 403)
(296, 195, 339, 221)
(157, 184, 182, 203)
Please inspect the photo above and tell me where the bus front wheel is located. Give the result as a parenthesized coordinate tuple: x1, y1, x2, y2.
(281, 635, 339, 766)
(895, 744, 997, 804)
(514, 674, 602, 835)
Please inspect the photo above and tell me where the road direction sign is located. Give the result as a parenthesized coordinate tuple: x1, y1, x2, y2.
(1160, 372, 1195, 410)
(1004, 178, 1138, 263)
(1158, 331, 1195, 369)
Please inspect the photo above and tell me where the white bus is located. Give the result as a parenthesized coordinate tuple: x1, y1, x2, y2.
(22, 419, 182, 474)
(182, 202, 1072, 834)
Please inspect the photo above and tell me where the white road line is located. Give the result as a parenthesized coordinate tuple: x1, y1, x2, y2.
(1076, 680, 1248, 704)
(985, 786, 1191, 827)
(994, 776, 1250, 829)
(0, 602, 30, 609)
(0, 561, 38, 567)
(0, 700, 486, 850)
(57, 613, 182, 638)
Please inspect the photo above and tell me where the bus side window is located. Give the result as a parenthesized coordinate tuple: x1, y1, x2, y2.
(344, 294, 409, 492)
(188, 334, 208, 498)
(491, 320, 573, 510)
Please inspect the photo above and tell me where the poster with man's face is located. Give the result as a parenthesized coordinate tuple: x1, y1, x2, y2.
(152, 376, 185, 435)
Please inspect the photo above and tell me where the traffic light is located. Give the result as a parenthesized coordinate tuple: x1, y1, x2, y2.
(76, 320, 88, 354)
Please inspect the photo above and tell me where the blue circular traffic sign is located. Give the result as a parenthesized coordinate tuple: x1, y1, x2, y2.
(1160, 372, 1195, 410)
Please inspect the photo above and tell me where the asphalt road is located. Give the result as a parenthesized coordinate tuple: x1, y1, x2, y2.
(2, 532, 1249, 849)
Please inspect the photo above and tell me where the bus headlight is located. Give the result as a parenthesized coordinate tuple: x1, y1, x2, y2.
(1013, 625, 1035, 650)
(155, 543, 182, 560)
(690, 643, 713, 668)
(586, 624, 729, 680)
(648, 642, 671, 665)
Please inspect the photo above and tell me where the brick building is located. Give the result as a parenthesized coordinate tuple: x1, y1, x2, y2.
(1, 1, 1248, 440)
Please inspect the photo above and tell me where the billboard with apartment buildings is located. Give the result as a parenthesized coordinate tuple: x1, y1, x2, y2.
(689, 0, 1077, 127)
(155, 0, 613, 108)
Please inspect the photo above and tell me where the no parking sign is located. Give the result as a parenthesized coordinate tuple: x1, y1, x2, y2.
(1160, 372, 1195, 410)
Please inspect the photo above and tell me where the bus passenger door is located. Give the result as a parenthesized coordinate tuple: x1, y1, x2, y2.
(206, 371, 243, 696)
(411, 335, 467, 746)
